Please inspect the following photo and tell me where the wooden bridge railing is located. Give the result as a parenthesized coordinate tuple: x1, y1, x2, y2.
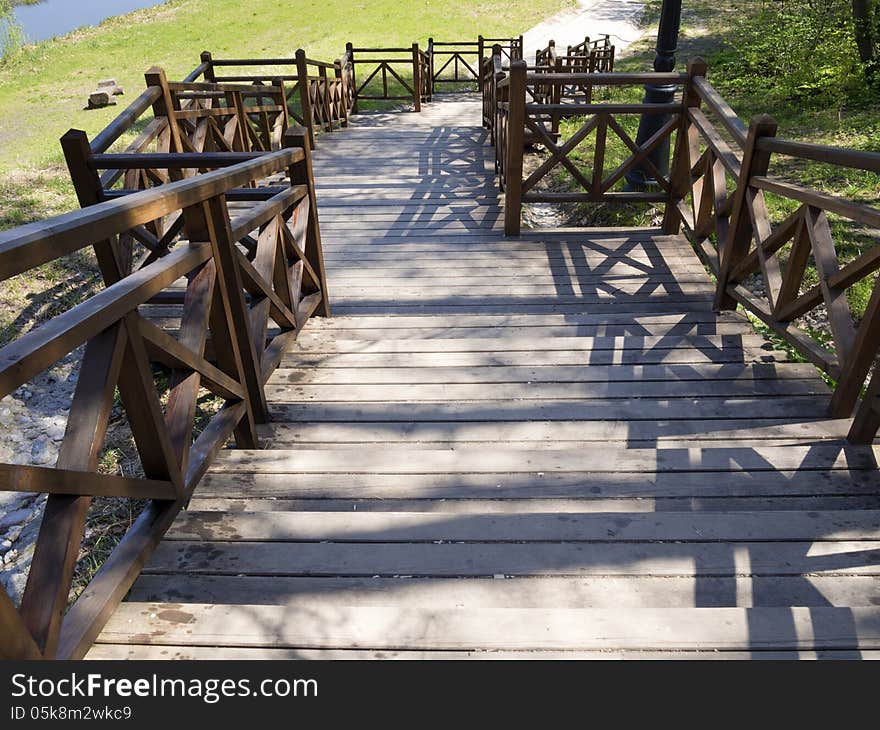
(344, 43, 428, 112)
(0, 135, 329, 659)
(492, 56, 880, 443)
(665, 59, 880, 442)
(193, 50, 353, 149)
(496, 60, 685, 232)
(428, 38, 481, 92)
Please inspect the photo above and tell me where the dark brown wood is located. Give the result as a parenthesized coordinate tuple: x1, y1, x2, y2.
(714, 114, 778, 310)
(19, 323, 127, 656)
(504, 60, 526, 236)
(284, 127, 330, 316)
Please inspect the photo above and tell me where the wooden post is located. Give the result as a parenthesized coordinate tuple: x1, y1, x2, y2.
(200, 50, 215, 82)
(347, 42, 358, 114)
(334, 59, 349, 127)
(662, 57, 707, 234)
(145, 66, 184, 154)
(714, 113, 778, 310)
(284, 126, 331, 317)
(832, 276, 880, 417)
(295, 49, 315, 149)
(320, 65, 333, 132)
(272, 75, 291, 136)
(477, 35, 485, 90)
(504, 60, 527, 237)
(186, 197, 268, 425)
(60, 129, 130, 282)
(849, 359, 880, 443)
(412, 43, 422, 112)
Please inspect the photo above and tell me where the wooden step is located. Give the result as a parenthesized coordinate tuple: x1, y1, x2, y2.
(129, 574, 880, 609)
(95, 604, 880, 651)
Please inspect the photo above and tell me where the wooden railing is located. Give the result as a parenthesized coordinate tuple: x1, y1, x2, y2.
(344, 43, 427, 112)
(567, 34, 615, 73)
(491, 55, 880, 443)
(194, 50, 353, 149)
(427, 39, 481, 91)
(665, 59, 880, 442)
(480, 34, 523, 64)
(0, 134, 329, 659)
(496, 60, 685, 232)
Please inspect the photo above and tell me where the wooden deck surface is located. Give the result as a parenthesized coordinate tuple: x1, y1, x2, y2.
(89, 93, 880, 659)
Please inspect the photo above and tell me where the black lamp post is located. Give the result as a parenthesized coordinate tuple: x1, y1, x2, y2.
(624, 0, 683, 190)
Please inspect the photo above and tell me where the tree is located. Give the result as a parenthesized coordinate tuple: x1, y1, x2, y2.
(852, 0, 877, 79)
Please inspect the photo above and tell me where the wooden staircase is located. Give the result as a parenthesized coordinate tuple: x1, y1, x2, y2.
(87, 93, 880, 659)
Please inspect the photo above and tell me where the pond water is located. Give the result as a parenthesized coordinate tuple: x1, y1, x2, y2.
(13, 0, 168, 43)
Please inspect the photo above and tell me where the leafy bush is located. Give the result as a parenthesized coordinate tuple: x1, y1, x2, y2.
(712, 0, 862, 106)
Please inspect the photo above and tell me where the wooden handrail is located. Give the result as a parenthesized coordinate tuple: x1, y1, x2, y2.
(659, 59, 880, 441)
(486, 54, 880, 442)
(0, 133, 330, 659)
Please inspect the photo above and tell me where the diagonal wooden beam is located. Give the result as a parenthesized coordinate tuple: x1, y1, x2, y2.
(0, 587, 41, 659)
(162, 261, 216, 474)
(746, 187, 784, 309)
(806, 205, 856, 360)
(19, 321, 127, 657)
(522, 115, 597, 194)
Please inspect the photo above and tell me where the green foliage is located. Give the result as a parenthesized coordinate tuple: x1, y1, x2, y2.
(712, 0, 863, 106)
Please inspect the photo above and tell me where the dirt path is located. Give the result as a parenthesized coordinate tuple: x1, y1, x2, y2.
(522, 0, 647, 58)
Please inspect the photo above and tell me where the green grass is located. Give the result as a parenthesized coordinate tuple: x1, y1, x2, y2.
(0, 0, 571, 174)
(0, 0, 573, 338)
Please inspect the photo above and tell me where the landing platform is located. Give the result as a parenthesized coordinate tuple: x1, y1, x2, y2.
(89, 94, 880, 659)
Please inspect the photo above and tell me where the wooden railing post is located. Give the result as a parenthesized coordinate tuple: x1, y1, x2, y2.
(295, 49, 315, 149)
(504, 60, 526, 237)
(145, 66, 184, 154)
(714, 113, 778, 311)
(427, 37, 435, 98)
(200, 50, 215, 82)
(663, 58, 707, 235)
(284, 126, 331, 317)
(334, 59, 349, 127)
(346, 42, 358, 114)
(412, 42, 422, 111)
(318, 64, 331, 132)
(270, 75, 290, 135)
(832, 276, 880, 417)
(477, 35, 485, 89)
(184, 197, 268, 425)
(849, 357, 880, 443)
(60, 129, 131, 283)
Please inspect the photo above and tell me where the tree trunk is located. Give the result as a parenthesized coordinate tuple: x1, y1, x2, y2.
(852, 0, 877, 79)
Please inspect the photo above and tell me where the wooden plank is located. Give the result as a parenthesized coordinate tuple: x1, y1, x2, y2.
(165, 509, 880, 542)
(262, 418, 849, 447)
(196, 468, 880, 500)
(128, 574, 880, 610)
(279, 349, 790, 367)
(143, 541, 880, 578)
(266, 398, 827, 422)
(85, 644, 880, 660)
(270, 362, 820, 384)
(188, 495, 880, 514)
(211, 444, 877, 474)
(95, 604, 880, 651)
(289, 334, 770, 353)
(265, 379, 828, 402)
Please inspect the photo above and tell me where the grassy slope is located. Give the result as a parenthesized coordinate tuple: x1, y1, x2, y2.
(0, 0, 570, 172)
(0, 0, 569, 340)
